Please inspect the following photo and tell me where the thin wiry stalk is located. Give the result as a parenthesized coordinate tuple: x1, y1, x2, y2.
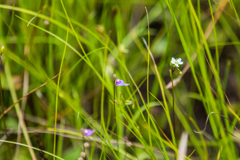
(53, 24, 69, 159)
(0, 47, 10, 158)
(0, 49, 7, 139)
(113, 81, 119, 155)
(194, 112, 240, 134)
(107, 130, 139, 160)
(145, 6, 152, 151)
(169, 69, 176, 139)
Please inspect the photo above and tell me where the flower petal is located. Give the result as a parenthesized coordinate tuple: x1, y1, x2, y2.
(178, 61, 183, 64)
(177, 58, 182, 62)
(81, 129, 95, 137)
(115, 78, 129, 86)
(171, 57, 176, 64)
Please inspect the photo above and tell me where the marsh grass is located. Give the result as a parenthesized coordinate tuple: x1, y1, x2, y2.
(1, 0, 240, 159)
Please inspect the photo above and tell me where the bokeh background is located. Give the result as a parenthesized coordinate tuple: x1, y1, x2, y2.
(1, 0, 240, 159)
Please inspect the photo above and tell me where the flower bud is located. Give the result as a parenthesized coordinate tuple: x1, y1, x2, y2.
(78, 157, 83, 160)
(81, 152, 86, 157)
(84, 142, 89, 148)
(179, 71, 182, 75)
(43, 20, 50, 25)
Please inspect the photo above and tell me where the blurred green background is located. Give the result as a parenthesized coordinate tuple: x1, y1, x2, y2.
(1, 0, 240, 159)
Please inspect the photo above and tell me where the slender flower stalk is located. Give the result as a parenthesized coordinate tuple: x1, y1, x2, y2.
(169, 57, 183, 160)
(0, 46, 7, 136)
(113, 78, 117, 152)
(124, 136, 127, 160)
(0, 46, 10, 158)
(169, 68, 177, 160)
(169, 69, 175, 136)
(81, 129, 95, 160)
(113, 76, 130, 155)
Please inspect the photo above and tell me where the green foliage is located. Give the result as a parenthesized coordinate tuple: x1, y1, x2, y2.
(0, 0, 240, 159)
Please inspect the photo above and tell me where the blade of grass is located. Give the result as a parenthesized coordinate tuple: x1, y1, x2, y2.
(53, 23, 69, 159)
(0, 139, 64, 160)
(145, 6, 152, 152)
(4, 60, 37, 160)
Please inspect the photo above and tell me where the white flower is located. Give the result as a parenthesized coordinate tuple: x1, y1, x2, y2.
(171, 57, 183, 67)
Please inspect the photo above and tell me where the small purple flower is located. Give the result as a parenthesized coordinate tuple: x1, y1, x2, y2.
(81, 129, 95, 137)
(115, 78, 129, 86)
(124, 136, 127, 140)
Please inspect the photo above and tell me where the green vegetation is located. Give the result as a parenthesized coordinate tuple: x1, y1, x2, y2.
(0, 0, 240, 159)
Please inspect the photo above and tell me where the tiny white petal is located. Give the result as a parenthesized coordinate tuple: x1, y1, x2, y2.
(177, 58, 182, 62)
(175, 64, 179, 67)
(179, 61, 183, 64)
(171, 57, 176, 64)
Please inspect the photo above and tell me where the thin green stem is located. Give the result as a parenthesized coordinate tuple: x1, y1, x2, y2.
(0, 48, 7, 139)
(113, 82, 119, 155)
(124, 139, 126, 160)
(83, 136, 88, 160)
(169, 69, 175, 136)
(114, 83, 116, 121)
(169, 68, 176, 159)
(0, 47, 11, 159)
(145, 7, 152, 151)
(53, 24, 69, 159)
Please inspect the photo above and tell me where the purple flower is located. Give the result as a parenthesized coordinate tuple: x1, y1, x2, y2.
(81, 129, 95, 137)
(115, 78, 129, 86)
(124, 136, 127, 140)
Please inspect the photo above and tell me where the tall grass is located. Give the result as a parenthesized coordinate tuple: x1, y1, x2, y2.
(0, 0, 240, 159)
